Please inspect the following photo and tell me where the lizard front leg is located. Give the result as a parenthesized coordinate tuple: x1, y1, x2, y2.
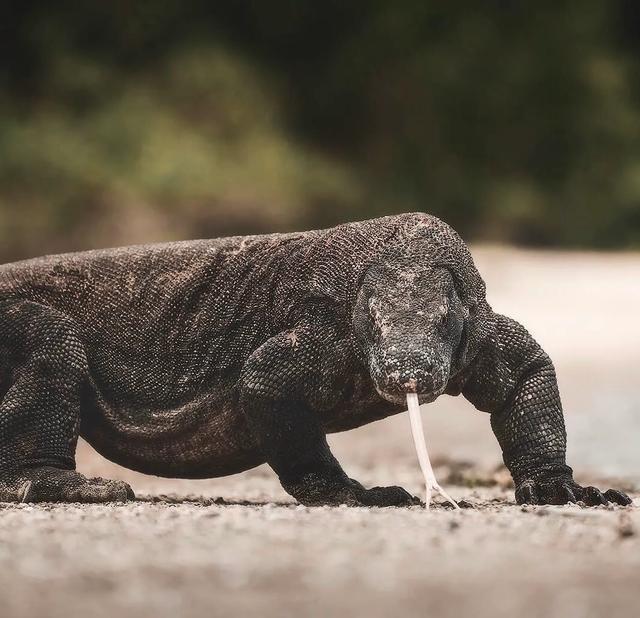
(461, 312, 631, 506)
(239, 315, 419, 507)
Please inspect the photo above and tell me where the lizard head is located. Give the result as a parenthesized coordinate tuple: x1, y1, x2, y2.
(353, 255, 469, 406)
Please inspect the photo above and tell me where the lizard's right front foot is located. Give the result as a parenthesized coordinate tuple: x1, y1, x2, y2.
(283, 473, 421, 507)
(0, 467, 135, 503)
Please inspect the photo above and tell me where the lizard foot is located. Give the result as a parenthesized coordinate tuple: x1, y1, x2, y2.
(284, 474, 421, 507)
(516, 477, 632, 506)
(0, 467, 135, 503)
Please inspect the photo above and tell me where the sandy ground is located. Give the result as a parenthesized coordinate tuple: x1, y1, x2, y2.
(1, 246, 639, 618)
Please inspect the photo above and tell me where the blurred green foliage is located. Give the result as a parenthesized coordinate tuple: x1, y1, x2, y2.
(2, 1, 640, 261)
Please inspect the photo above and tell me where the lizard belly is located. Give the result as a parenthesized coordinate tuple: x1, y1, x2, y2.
(79, 388, 265, 479)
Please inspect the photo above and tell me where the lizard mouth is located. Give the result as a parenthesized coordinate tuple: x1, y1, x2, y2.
(375, 386, 441, 406)
(371, 366, 447, 405)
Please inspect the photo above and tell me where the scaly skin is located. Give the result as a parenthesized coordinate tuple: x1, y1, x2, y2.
(0, 213, 631, 506)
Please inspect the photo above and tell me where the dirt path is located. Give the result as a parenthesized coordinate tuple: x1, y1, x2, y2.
(1, 481, 637, 618)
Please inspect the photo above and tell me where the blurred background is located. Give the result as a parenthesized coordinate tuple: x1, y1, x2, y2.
(1, 0, 639, 484)
(2, 1, 640, 263)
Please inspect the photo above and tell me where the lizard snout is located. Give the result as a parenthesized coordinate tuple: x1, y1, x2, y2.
(372, 348, 448, 404)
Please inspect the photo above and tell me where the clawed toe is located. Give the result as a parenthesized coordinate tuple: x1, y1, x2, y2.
(558, 483, 578, 504)
(603, 489, 633, 506)
(515, 481, 539, 505)
(358, 485, 421, 507)
(87, 477, 135, 501)
(582, 486, 607, 506)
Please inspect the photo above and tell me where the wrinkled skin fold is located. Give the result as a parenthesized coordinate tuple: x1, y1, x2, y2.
(0, 213, 632, 507)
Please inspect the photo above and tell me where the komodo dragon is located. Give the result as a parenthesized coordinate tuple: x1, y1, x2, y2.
(0, 213, 631, 506)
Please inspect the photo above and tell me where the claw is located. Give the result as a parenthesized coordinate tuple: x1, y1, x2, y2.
(516, 481, 539, 505)
(560, 484, 578, 504)
(583, 486, 607, 506)
(125, 484, 136, 501)
(406, 394, 460, 510)
(18, 480, 32, 503)
(604, 489, 633, 506)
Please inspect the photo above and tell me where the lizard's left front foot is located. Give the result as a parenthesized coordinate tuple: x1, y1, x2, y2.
(516, 476, 632, 506)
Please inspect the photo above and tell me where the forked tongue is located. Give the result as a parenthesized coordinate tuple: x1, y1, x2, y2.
(406, 393, 460, 510)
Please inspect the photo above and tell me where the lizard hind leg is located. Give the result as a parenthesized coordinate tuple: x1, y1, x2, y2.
(0, 300, 134, 503)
